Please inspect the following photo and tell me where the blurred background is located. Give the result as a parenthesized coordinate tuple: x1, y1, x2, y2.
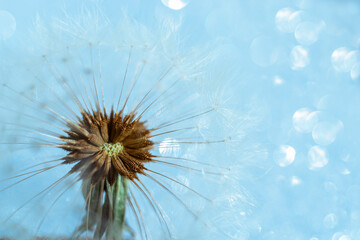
(1, 0, 360, 239)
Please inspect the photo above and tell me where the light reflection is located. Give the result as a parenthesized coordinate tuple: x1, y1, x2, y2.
(274, 76, 284, 85)
(0, 10, 16, 40)
(161, 0, 188, 10)
(312, 121, 343, 146)
(294, 21, 325, 45)
(291, 176, 301, 186)
(308, 146, 328, 170)
(275, 8, 303, 33)
(159, 138, 181, 157)
(332, 48, 359, 72)
(291, 45, 309, 69)
(293, 108, 319, 133)
(274, 145, 296, 167)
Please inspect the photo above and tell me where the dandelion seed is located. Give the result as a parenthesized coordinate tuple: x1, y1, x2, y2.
(0, 6, 236, 240)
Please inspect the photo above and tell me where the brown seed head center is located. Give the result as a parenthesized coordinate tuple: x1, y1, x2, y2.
(60, 109, 154, 185)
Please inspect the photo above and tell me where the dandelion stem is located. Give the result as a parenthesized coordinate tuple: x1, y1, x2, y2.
(73, 175, 129, 240)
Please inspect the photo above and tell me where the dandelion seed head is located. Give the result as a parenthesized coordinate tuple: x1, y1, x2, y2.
(0, 2, 261, 239)
(60, 109, 154, 184)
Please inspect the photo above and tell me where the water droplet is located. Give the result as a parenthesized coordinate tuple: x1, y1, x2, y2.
(291, 45, 310, 69)
(250, 36, 280, 67)
(161, 0, 189, 10)
(275, 8, 303, 33)
(0, 10, 16, 40)
(295, 21, 325, 45)
(293, 108, 319, 133)
(331, 48, 359, 72)
(159, 138, 180, 157)
(273, 145, 296, 167)
(312, 121, 343, 145)
(308, 146, 328, 170)
(323, 213, 338, 229)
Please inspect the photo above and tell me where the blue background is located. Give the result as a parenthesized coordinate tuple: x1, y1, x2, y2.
(1, 0, 360, 239)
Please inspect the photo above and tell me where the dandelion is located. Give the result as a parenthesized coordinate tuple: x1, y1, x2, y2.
(0, 5, 247, 240)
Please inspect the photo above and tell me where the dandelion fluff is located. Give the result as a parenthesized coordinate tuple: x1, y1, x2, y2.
(0, 4, 260, 240)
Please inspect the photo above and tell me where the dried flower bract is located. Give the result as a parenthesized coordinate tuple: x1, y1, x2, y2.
(62, 109, 153, 184)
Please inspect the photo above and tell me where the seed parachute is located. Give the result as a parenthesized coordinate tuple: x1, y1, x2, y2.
(0, 5, 238, 240)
